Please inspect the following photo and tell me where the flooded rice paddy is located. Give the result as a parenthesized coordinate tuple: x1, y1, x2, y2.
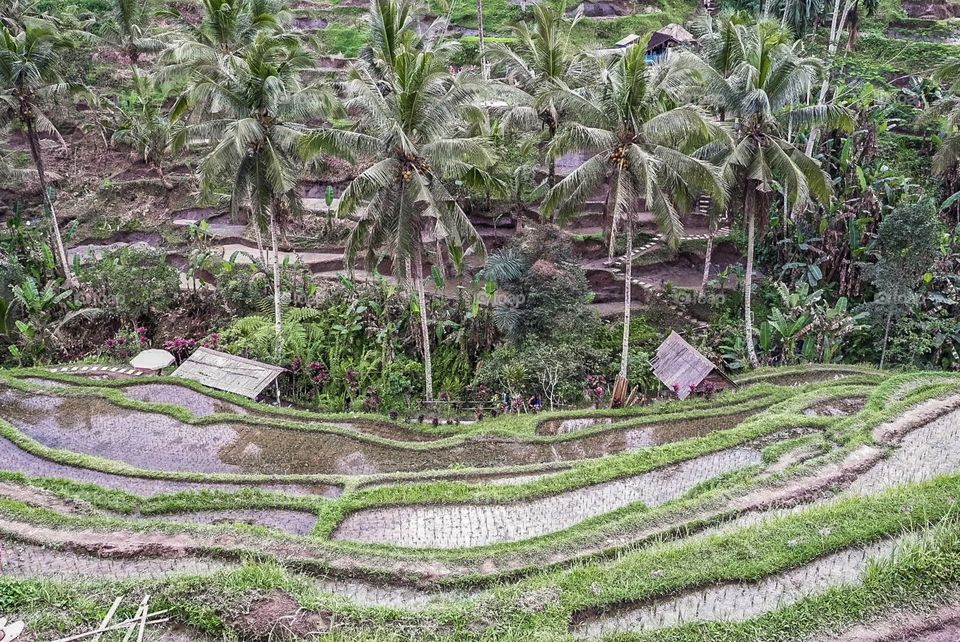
(0, 385, 760, 476)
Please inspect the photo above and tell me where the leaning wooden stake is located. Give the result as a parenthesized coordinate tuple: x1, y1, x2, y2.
(120, 595, 149, 642)
(50, 596, 169, 642)
(90, 597, 122, 642)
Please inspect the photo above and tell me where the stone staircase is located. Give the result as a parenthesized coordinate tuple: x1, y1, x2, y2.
(604, 234, 664, 269)
(596, 205, 734, 329)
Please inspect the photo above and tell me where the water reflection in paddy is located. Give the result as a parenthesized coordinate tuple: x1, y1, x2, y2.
(0, 386, 757, 475)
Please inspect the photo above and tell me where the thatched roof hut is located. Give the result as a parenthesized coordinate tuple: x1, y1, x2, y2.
(652, 332, 736, 399)
(172, 347, 285, 399)
(657, 23, 694, 43)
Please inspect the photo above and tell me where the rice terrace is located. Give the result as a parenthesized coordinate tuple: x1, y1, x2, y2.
(4, 366, 960, 642)
(4, 0, 960, 637)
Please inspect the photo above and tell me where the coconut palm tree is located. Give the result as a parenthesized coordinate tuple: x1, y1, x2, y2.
(690, 11, 748, 297)
(158, 0, 286, 80)
(1, 0, 54, 31)
(299, 34, 497, 401)
(708, 20, 847, 368)
(111, 70, 176, 188)
(541, 42, 728, 396)
(0, 21, 83, 283)
(175, 33, 336, 351)
(925, 58, 960, 177)
(488, 2, 588, 188)
(105, 0, 161, 65)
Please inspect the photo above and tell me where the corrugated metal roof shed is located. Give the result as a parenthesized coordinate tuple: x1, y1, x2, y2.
(172, 347, 285, 399)
(652, 331, 734, 399)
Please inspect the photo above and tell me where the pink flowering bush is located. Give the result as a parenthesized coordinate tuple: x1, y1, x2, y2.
(163, 333, 220, 364)
(102, 327, 149, 360)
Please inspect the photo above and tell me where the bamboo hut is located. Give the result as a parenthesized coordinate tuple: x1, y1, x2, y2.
(652, 332, 737, 400)
(172, 348, 286, 399)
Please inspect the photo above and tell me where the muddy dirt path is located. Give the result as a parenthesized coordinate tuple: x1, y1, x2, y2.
(0, 538, 467, 609)
(571, 537, 902, 638)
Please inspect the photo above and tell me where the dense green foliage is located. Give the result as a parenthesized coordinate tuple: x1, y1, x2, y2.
(2, 0, 960, 412)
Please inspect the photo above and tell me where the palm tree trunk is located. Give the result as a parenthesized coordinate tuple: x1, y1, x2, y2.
(413, 245, 434, 401)
(602, 176, 613, 258)
(699, 230, 714, 300)
(547, 122, 557, 188)
(25, 120, 73, 284)
(268, 205, 283, 357)
(744, 192, 760, 369)
(252, 216, 267, 265)
(435, 238, 445, 278)
(880, 307, 893, 368)
(805, 0, 853, 157)
(846, 1, 860, 50)
(619, 215, 633, 380)
(477, 0, 488, 80)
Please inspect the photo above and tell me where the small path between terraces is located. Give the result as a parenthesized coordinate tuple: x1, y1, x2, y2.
(816, 600, 960, 641)
(0, 479, 320, 536)
(0, 539, 465, 609)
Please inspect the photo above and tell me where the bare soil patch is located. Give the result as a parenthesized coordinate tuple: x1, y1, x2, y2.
(231, 591, 332, 641)
(804, 396, 868, 417)
(0, 481, 91, 514)
(902, 0, 960, 19)
(819, 602, 960, 641)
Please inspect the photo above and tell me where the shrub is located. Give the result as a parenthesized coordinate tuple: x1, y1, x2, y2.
(77, 246, 180, 324)
(101, 327, 149, 360)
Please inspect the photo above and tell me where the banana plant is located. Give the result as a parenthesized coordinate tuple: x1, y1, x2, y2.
(0, 297, 14, 339)
(812, 296, 868, 362)
(766, 307, 814, 364)
(8, 277, 100, 363)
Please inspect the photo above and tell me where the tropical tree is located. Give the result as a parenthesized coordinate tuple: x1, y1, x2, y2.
(925, 58, 960, 179)
(0, 21, 84, 283)
(871, 200, 943, 367)
(0, 0, 80, 32)
(707, 20, 847, 368)
(110, 70, 176, 187)
(158, 0, 286, 79)
(104, 0, 161, 65)
(541, 42, 727, 396)
(691, 11, 750, 297)
(299, 6, 497, 401)
(776, 0, 823, 37)
(488, 2, 588, 186)
(7, 277, 99, 364)
(175, 33, 336, 351)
